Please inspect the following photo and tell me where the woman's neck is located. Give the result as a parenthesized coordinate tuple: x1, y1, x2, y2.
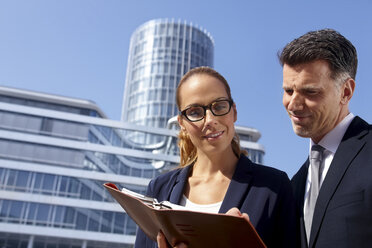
(184, 148, 239, 204)
(192, 148, 238, 178)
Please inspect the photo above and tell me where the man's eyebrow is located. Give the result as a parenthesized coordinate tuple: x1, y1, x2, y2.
(282, 85, 321, 91)
(299, 85, 322, 91)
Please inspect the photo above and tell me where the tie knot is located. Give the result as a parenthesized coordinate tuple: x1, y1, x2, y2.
(311, 144, 325, 162)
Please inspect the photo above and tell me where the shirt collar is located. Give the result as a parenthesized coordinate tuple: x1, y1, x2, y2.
(310, 113, 355, 154)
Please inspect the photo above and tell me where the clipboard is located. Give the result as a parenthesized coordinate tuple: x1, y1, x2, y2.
(104, 182, 266, 248)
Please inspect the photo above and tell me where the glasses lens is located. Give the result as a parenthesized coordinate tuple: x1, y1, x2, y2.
(185, 107, 204, 121)
(211, 100, 231, 115)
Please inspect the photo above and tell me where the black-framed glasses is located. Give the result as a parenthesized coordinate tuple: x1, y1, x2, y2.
(180, 99, 233, 122)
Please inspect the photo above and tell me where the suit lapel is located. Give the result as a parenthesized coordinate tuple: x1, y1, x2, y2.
(169, 156, 254, 210)
(309, 116, 369, 247)
(291, 160, 310, 248)
(292, 160, 309, 211)
(219, 156, 253, 213)
(169, 165, 192, 204)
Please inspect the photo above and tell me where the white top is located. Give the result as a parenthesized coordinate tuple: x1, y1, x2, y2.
(303, 113, 355, 214)
(179, 195, 222, 214)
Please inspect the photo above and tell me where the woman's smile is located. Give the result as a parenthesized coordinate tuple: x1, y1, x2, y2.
(203, 131, 224, 140)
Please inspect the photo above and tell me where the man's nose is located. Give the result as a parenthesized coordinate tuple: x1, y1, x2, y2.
(287, 92, 304, 111)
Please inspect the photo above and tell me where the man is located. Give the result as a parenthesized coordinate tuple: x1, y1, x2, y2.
(279, 29, 372, 248)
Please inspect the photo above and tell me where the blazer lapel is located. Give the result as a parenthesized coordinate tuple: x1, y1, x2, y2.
(292, 160, 309, 211)
(169, 157, 253, 212)
(292, 160, 310, 248)
(169, 165, 192, 204)
(219, 156, 253, 213)
(309, 116, 369, 247)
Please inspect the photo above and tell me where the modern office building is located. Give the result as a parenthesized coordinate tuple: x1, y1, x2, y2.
(0, 86, 265, 248)
(121, 19, 214, 144)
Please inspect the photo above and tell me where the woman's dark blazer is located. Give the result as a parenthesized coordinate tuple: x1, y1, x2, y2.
(134, 155, 298, 248)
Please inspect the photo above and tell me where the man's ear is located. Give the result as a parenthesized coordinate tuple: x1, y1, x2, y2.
(341, 78, 355, 104)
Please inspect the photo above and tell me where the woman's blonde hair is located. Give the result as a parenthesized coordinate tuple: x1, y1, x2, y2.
(176, 66, 247, 167)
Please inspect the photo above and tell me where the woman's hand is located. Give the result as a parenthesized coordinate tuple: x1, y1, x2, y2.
(157, 231, 188, 248)
(226, 207, 250, 222)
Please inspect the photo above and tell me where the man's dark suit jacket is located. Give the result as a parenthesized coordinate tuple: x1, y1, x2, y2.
(134, 155, 298, 248)
(291, 116, 372, 248)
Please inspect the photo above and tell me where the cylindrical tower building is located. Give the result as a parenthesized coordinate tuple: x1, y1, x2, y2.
(121, 19, 214, 144)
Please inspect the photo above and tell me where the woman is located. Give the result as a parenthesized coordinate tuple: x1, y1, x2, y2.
(134, 67, 298, 248)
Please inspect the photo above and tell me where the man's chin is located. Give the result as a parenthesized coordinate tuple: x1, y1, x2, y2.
(292, 126, 311, 138)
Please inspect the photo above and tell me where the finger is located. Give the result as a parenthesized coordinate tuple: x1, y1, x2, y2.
(226, 207, 250, 222)
(157, 231, 168, 248)
(226, 207, 241, 216)
(241, 212, 250, 222)
(175, 242, 188, 248)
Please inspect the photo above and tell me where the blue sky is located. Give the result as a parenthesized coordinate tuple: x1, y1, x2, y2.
(1, 0, 372, 177)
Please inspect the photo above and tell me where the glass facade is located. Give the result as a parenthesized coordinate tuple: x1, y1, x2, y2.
(0, 86, 265, 248)
(121, 19, 214, 144)
(0, 86, 178, 248)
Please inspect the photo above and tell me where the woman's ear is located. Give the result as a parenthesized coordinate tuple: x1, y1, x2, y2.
(233, 103, 237, 122)
(177, 115, 186, 131)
